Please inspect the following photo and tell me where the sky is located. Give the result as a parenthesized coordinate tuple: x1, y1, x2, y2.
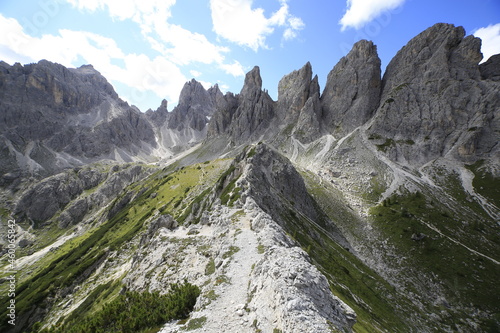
(1, 0, 499, 112)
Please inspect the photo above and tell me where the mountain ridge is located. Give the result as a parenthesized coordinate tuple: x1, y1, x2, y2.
(0, 23, 499, 333)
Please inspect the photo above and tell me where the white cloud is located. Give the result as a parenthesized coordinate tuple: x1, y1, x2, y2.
(120, 54, 186, 104)
(65, 0, 246, 75)
(0, 13, 186, 106)
(210, 0, 304, 51)
(65, 0, 176, 23)
(190, 70, 202, 77)
(218, 83, 230, 92)
(219, 60, 245, 77)
(284, 16, 305, 41)
(198, 80, 214, 90)
(151, 23, 229, 66)
(339, 0, 405, 31)
(473, 23, 500, 63)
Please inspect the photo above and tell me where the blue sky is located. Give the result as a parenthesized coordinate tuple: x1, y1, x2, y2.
(1, 0, 499, 112)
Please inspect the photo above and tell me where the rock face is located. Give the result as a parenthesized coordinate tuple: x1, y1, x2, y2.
(367, 23, 499, 165)
(321, 40, 381, 137)
(0, 60, 157, 180)
(167, 79, 214, 132)
(248, 244, 356, 332)
(207, 67, 275, 143)
(207, 42, 381, 144)
(205, 85, 239, 138)
(480, 54, 500, 81)
(146, 79, 216, 153)
(206, 23, 498, 167)
(242, 144, 327, 226)
(14, 163, 148, 226)
(231, 143, 351, 250)
(0, 60, 223, 184)
(275, 62, 322, 143)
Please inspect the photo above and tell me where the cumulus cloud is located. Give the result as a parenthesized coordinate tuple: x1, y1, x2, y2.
(210, 0, 305, 51)
(65, 0, 176, 23)
(190, 70, 202, 78)
(339, 0, 406, 31)
(284, 16, 305, 41)
(65, 0, 245, 76)
(473, 23, 500, 63)
(219, 60, 245, 77)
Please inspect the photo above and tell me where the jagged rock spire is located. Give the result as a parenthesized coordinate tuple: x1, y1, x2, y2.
(320, 39, 381, 137)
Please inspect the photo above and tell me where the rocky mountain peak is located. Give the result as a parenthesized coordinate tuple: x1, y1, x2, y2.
(276, 62, 314, 123)
(207, 66, 274, 143)
(0, 60, 158, 181)
(177, 79, 212, 114)
(368, 23, 498, 165)
(382, 23, 482, 92)
(166, 79, 214, 132)
(320, 39, 381, 136)
(160, 98, 168, 109)
(240, 66, 263, 101)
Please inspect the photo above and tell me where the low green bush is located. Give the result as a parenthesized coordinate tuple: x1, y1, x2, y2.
(47, 281, 200, 333)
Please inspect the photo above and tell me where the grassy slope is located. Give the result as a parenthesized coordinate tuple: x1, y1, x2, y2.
(3, 147, 498, 332)
(0, 159, 230, 333)
(301, 162, 500, 332)
(299, 171, 423, 332)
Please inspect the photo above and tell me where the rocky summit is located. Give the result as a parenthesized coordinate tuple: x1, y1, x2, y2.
(0, 23, 499, 333)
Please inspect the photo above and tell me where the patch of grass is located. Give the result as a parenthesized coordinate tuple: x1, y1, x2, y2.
(247, 146, 257, 158)
(205, 258, 215, 275)
(465, 160, 500, 208)
(376, 138, 395, 152)
(183, 316, 207, 331)
(63, 281, 117, 324)
(203, 290, 219, 307)
(227, 187, 242, 207)
(369, 190, 500, 329)
(222, 246, 240, 259)
(214, 275, 230, 285)
(230, 210, 245, 223)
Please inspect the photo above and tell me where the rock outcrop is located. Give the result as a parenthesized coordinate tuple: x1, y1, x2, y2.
(14, 163, 148, 226)
(146, 79, 216, 153)
(207, 67, 275, 143)
(0, 60, 157, 180)
(167, 79, 214, 132)
(321, 40, 381, 137)
(275, 62, 322, 143)
(232, 143, 351, 249)
(367, 23, 500, 165)
(205, 85, 239, 139)
(480, 54, 500, 81)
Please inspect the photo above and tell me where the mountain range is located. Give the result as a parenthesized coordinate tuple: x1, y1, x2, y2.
(0, 23, 499, 333)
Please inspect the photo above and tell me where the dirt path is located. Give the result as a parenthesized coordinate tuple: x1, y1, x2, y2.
(159, 210, 263, 333)
(418, 218, 500, 265)
(197, 212, 261, 332)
